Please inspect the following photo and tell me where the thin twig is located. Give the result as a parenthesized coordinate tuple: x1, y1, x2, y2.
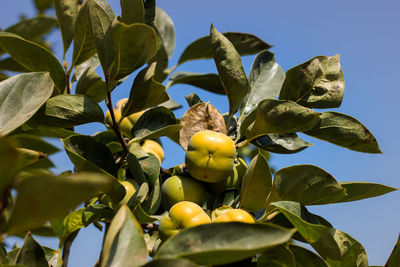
(62, 230, 79, 267)
(105, 80, 129, 157)
(63, 61, 71, 94)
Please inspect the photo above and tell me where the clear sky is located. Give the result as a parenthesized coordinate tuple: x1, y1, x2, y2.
(1, 0, 400, 266)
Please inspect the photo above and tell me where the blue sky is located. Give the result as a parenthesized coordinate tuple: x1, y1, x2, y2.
(1, 0, 400, 266)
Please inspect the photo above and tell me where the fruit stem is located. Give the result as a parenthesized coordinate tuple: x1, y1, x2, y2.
(105, 78, 130, 158)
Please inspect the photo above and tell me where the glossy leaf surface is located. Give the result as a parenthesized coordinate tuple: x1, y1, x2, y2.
(101, 206, 148, 267)
(304, 111, 382, 153)
(155, 222, 294, 265)
(210, 24, 250, 118)
(0, 72, 54, 136)
(279, 55, 344, 108)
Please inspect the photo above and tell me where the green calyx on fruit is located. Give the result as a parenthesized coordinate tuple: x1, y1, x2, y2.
(185, 130, 236, 183)
(159, 201, 211, 240)
(161, 175, 205, 210)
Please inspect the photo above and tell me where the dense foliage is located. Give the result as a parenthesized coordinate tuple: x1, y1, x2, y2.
(0, 0, 398, 266)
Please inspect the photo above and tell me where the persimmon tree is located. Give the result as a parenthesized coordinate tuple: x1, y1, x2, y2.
(0, 0, 399, 266)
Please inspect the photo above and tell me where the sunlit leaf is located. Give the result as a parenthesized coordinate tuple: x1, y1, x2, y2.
(313, 182, 397, 205)
(110, 19, 158, 82)
(279, 55, 345, 109)
(122, 63, 168, 116)
(101, 206, 148, 267)
(271, 201, 369, 267)
(131, 107, 181, 141)
(240, 51, 285, 119)
(386, 233, 400, 267)
(239, 152, 272, 212)
(0, 72, 54, 136)
(54, 0, 79, 54)
(246, 99, 321, 140)
(267, 165, 346, 205)
(63, 134, 118, 177)
(29, 94, 104, 128)
(210, 24, 250, 118)
(154, 7, 175, 58)
(251, 133, 312, 154)
(155, 222, 294, 265)
(304, 111, 382, 153)
(75, 67, 107, 102)
(87, 0, 116, 74)
(0, 33, 65, 93)
(178, 32, 271, 65)
(72, 1, 97, 66)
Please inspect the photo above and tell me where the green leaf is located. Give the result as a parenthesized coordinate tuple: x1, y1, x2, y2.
(127, 152, 147, 185)
(6, 172, 122, 235)
(141, 175, 161, 215)
(143, 0, 156, 26)
(313, 182, 397, 205)
(58, 208, 85, 243)
(63, 134, 118, 177)
(167, 72, 225, 94)
(239, 153, 272, 212)
(251, 133, 312, 154)
(122, 63, 168, 117)
(101, 205, 148, 267)
(53, 0, 79, 54)
(289, 244, 329, 267)
(120, 0, 145, 24)
(29, 94, 104, 128)
(0, 33, 65, 94)
(241, 51, 285, 119)
(279, 55, 345, 109)
(34, 0, 53, 13)
(110, 20, 158, 82)
(75, 67, 107, 102)
(131, 106, 181, 141)
(142, 259, 199, 267)
(154, 8, 175, 58)
(15, 233, 48, 266)
(72, 1, 97, 66)
(71, 54, 100, 82)
(82, 204, 114, 226)
(0, 137, 19, 193)
(42, 247, 63, 267)
(155, 222, 294, 265)
(271, 201, 369, 267)
(0, 72, 54, 136)
(87, 0, 116, 75)
(386, 233, 400, 267)
(0, 57, 29, 72)
(267, 165, 346, 206)
(1, 16, 57, 55)
(178, 32, 272, 65)
(257, 245, 295, 267)
(304, 111, 382, 153)
(210, 24, 250, 118)
(246, 99, 321, 140)
(185, 93, 203, 107)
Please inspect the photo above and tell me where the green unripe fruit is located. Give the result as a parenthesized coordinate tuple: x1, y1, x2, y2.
(209, 157, 247, 194)
(159, 201, 211, 240)
(185, 130, 236, 183)
(161, 175, 205, 210)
